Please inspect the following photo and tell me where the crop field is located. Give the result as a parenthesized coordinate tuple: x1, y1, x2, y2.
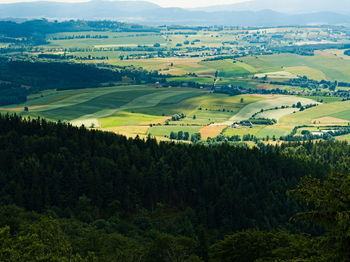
(241, 53, 350, 82)
(1, 82, 349, 141)
(105, 52, 350, 84)
(101, 125, 150, 139)
(99, 111, 166, 127)
(222, 96, 317, 124)
(200, 125, 227, 139)
(199, 60, 257, 77)
(8, 27, 350, 143)
(258, 101, 350, 136)
(40, 30, 350, 85)
(6, 83, 346, 141)
(0, 85, 205, 118)
(2, 84, 291, 140)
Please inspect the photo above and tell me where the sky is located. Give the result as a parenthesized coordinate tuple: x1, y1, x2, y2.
(0, 0, 249, 8)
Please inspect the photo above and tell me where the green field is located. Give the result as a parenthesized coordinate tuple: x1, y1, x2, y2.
(1, 83, 349, 141)
(0, 85, 205, 119)
(241, 53, 350, 82)
(199, 60, 257, 77)
(225, 96, 317, 123)
(9, 28, 350, 142)
(278, 101, 350, 126)
(254, 108, 298, 120)
(298, 95, 343, 103)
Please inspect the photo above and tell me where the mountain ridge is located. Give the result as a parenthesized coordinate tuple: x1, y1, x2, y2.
(0, 0, 349, 26)
(196, 0, 350, 14)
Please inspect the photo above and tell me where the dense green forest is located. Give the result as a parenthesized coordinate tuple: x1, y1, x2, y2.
(0, 59, 163, 105)
(0, 114, 350, 261)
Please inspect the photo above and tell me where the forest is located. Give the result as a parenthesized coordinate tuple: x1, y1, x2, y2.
(0, 114, 350, 261)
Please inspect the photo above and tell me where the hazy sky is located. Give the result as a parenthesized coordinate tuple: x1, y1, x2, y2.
(0, 0, 249, 8)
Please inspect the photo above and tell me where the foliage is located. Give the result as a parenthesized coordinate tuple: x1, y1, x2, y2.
(290, 173, 350, 261)
(0, 115, 350, 260)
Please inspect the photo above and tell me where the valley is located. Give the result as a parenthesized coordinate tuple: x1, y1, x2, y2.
(1, 22, 350, 144)
(1, 2, 350, 262)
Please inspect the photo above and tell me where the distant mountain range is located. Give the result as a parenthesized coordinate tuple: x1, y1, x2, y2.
(0, 0, 349, 26)
(197, 0, 350, 15)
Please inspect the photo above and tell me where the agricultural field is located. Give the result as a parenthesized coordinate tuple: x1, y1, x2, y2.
(241, 53, 350, 82)
(2, 25, 350, 143)
(34, 26, 350, 84)
(222, 96, 317, 124)
(1, 81, 349, 142)
(0, 84, 287, 140)
(278, 101, 350, 127)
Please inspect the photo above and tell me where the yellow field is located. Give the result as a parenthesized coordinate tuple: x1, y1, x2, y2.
(100, 126, 149, 138)
(284, 66, 327, 81)
(200, 125, 227, 139)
